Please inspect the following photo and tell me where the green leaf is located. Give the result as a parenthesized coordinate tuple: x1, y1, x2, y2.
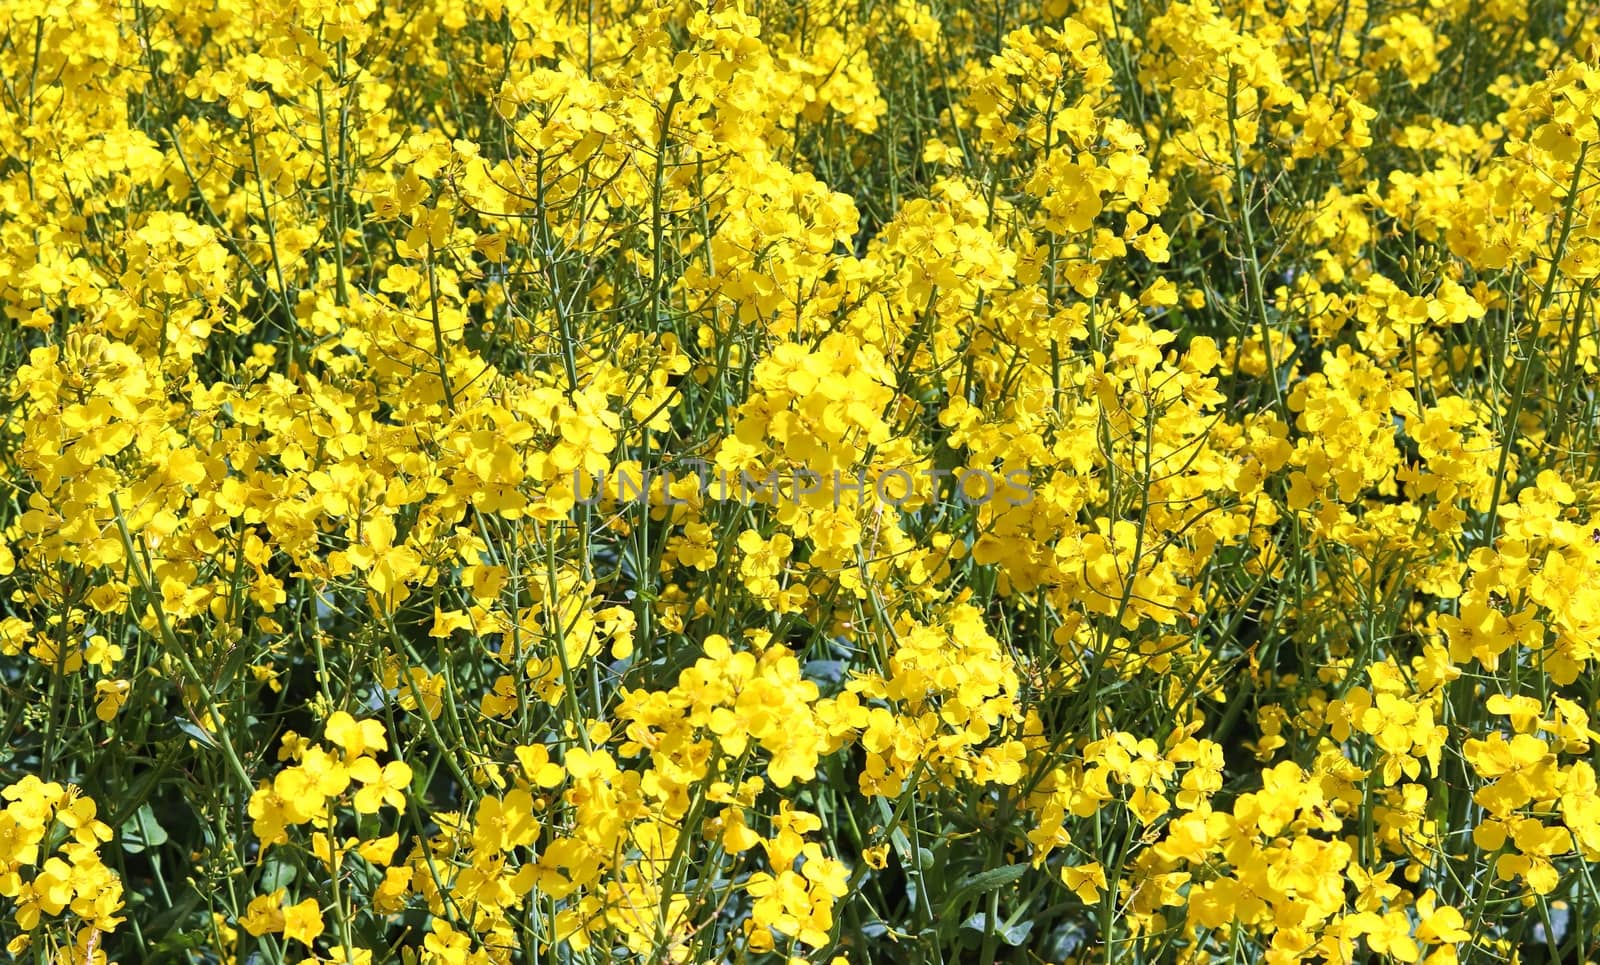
(174, 718, 218, 748)
(941, 862, 1028, 916)
(961, 912, 1034, 946)
(121, 804, 169, 854)
(259, 855, 298, 891)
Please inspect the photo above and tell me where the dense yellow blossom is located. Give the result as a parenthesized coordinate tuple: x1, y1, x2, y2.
(3, 0, 1600, 961)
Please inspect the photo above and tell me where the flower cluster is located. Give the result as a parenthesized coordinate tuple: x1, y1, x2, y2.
(0, 779, 122, 962)
(3, 0, 1600, 961)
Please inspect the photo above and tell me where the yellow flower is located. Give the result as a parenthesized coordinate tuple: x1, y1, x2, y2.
(93, 680, 130, 722)
(325, 712, 387, 759)
(351, 759, 413, 814)
(282, 897, 324, 947)
(1061, 863, 1106, 904)
(240, 890, 286, 937)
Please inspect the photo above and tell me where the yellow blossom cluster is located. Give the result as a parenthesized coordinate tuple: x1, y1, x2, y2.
(0, 778, 122, 962)
(3, 0, 1600, 961)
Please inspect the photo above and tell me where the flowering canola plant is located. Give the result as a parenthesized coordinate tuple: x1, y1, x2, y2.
(2, 0, 1600, 962)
